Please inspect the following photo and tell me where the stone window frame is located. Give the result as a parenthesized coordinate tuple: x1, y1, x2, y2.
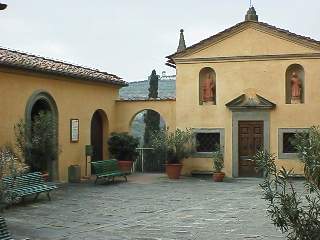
(278, 128, 309, 159)
(192, 128, 225, 158)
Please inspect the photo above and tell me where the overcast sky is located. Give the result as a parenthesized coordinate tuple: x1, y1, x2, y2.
(1, 0, 319, 81)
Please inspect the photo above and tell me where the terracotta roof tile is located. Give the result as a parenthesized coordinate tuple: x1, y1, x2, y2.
(0, 47, 127, 86)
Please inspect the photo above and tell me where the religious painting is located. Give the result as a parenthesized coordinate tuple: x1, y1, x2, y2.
(285, 64, 304, 104)
(199, 67, 216, 105)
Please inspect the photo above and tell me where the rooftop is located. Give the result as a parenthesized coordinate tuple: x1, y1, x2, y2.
(0, 47, 127, 86)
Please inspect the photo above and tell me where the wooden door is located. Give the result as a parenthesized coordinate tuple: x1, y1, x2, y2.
(91, 111, 103, 163)
(238, 121, 263, 177)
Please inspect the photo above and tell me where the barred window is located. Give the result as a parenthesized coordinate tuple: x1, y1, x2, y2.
(283, 133, 297, 153)
(196, 133, 220, 152)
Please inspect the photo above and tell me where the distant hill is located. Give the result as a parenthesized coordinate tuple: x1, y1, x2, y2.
(119, 73, 176, 100)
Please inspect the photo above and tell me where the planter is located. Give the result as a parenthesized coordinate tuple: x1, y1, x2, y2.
(118, 160, 133, 173)
(213, 172, 225, 182)
(165, 163, 183, 179)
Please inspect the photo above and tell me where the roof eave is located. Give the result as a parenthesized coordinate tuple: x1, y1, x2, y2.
(0, 63, 128, 87)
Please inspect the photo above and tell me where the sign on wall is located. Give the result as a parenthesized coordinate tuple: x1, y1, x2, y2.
(70, 119, 79, 142)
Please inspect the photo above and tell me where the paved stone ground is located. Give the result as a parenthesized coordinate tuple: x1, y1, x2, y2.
(3, 174, 286, 240)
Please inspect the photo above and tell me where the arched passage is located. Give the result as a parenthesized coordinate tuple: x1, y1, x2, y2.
(25, 90, 59, 181)
(90, 109, 109, 163)
(130, 109, 166, 172)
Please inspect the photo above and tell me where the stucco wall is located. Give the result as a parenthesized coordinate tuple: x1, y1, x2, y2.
(0, 67, 120, 182)
(176, 59, 320, 176)
(115, 99, 176, 133)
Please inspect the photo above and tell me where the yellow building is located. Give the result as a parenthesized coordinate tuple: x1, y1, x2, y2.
(166, 7, 319, 177)
(1, 7, 319, 181)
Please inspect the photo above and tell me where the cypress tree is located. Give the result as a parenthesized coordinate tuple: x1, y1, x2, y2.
(148, 69, 159, 99)
(143, 70, 162, 171)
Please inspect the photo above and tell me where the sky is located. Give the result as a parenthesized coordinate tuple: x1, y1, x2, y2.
(0, 0, 320, 82)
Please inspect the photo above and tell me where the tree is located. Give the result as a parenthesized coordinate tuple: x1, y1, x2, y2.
(144, 70, 160, 147)
(14, 111, 59, 172)
(148, 69, 159, 99)
(142, 70, 163, 171)
(254, 126, 320, 240)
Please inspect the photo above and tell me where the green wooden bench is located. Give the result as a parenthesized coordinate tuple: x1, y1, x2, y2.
(2, 172, 57, 203)
(91, 160, 128, 184)
(0, 216, 29, 240)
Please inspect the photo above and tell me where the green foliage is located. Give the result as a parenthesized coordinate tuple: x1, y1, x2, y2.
(14, 111, 59, 172)
(212, 147, 224, 173)
(148, 69, 159, 99)
(150, 128, 195, 164)
(108, 132, 139, 161)
(0, 145, 26, 206)
(294, 126, 320, 188)
(253, 126, 320, 240)
(144, 110, 160, 147)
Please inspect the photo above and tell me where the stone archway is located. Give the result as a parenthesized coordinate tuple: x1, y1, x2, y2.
(130, 109, 166, 172)
(25, 90, 59, 181)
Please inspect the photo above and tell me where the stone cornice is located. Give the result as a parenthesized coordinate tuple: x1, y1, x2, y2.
(174, 53, 320, 64)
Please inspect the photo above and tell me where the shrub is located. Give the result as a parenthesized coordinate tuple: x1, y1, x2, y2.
(108, 132, 139, 161)
(150, 128, 195, 164)
(212, 147, 224, 173)
(14, 111, 59, 172)
(253, 126, 320, 240)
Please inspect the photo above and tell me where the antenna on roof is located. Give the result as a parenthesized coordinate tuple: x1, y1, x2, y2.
(250, 0, 252, 7)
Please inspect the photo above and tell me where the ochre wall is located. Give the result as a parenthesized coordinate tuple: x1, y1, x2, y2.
(0, 67, 120, 182)
(174, 26, 320, 177)
(115, 99, 176, 132)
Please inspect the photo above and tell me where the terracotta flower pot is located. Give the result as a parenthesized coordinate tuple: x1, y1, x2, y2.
(165, 163, 183, 179)
(118, 160, 133, 173)
(213, 172, 225, 182)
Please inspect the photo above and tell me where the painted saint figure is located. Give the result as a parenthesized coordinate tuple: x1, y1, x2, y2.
(291, 72, 302, 104)
(202, 72, 215, 103)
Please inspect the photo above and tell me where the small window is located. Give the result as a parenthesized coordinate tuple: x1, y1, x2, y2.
(196, 133, 220, 152)
(283, 133, 297, 153)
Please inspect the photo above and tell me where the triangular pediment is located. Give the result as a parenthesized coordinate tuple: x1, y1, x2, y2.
(167, 21, 320, 63)
(226, 93, 276, 111)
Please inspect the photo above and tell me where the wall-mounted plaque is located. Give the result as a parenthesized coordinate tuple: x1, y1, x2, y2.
(70, 119, 79, 142)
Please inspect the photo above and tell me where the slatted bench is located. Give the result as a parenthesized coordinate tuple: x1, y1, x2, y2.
(0, 216, 29, 240)
(91, 160, 128, 184)
(2, 172, 57, 204)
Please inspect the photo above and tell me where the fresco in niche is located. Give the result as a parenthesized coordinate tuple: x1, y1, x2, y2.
(199, 67, 216, 105)
(286, 64, 304, 104)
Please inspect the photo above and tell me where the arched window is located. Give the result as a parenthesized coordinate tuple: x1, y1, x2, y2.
(285, 64, 304, 104)
(199, 67, 216, 105)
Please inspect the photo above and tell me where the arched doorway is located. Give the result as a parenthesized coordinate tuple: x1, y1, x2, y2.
(25, 90, 59, 181)
(130, 109, 166, 172)
(90, 110, 108, 164)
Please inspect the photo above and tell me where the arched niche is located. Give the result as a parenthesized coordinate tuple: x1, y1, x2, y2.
(90, 109, 109, 163)
(25, 90, 59, 181)
(199, 67, 216, 105)
(285, 64, 305, 104)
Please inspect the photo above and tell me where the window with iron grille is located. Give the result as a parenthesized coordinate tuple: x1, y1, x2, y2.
(196, 133, 220, 152)
(283, 132, 297, 153)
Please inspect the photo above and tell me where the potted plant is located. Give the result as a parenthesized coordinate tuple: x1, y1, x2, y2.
(108, 132, 139, 173)
(151, 128, 194, 179)
(212, 147, 225, 182)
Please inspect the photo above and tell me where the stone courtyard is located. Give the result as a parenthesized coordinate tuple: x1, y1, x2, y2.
(4, 174, 285, 240)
